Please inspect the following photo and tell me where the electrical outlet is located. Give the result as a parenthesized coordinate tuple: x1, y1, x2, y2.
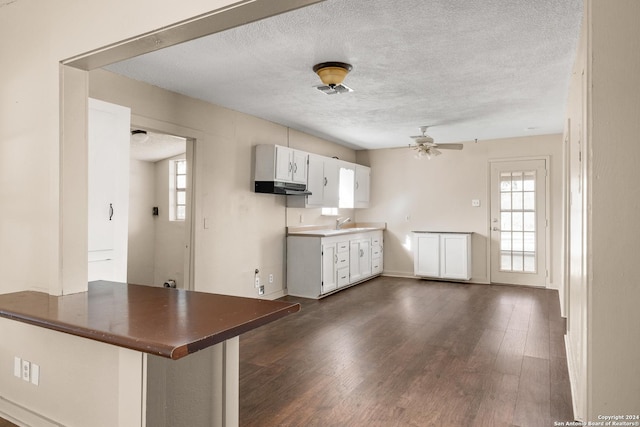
(269, 274, 274, 283)
(258, 285, 265, 295)
(472, 199, 481, 207)
(21, 359, 30, 382)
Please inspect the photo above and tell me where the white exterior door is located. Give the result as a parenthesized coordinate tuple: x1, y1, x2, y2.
(490, 159, 547, 286)
(88, 98, 131, 283)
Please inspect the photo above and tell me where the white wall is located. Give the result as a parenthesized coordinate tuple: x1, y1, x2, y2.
(128, 159, 157, 286)
(563, 0, 640, 420)
(356, 134, 563, 287)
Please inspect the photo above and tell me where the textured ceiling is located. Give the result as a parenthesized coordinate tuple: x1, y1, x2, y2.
(105, 0, 583, 150)
(130, 131, 186, 162)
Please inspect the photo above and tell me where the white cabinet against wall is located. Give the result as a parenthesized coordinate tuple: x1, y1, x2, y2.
(349, 238, 371, 283)
(287, 230, 383, 299)
(354, 165, 371, 208)
(288, 154, 339, 208)
(255, 144, 308, 184)
(413, 232, 471, 281)
(88, 98, 130, 283)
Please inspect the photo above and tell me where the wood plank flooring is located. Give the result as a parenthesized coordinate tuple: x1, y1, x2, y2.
(240, 276, 574, 427)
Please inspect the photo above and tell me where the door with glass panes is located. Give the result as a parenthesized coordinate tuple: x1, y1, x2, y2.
(490, 159, 547, 286)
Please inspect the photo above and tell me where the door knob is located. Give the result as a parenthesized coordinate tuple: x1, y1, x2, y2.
(492, 227, 500, 231)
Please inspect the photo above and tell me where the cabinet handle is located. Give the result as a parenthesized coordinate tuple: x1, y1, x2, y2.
(335, 254, 338, 264)
(289, 162, 292, 172)
(109, 203, 114, 221)
(356, 181, 359, 189)
(360, 249, 364, 257)
(324, 177, 328, 186)
(293, 163, 298, 173)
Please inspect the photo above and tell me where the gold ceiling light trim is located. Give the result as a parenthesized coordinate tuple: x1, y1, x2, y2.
(313, 62, 353, 87)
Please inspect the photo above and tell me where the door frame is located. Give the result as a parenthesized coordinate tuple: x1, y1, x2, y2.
(131, 114, 201, 291)
(487, 156, 551, 288)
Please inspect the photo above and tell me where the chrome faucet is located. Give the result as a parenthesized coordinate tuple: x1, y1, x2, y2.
(336, 217, 352, 230)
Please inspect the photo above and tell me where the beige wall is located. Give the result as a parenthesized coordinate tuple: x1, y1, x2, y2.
(356, 134, 563, 287)
(0, 1, 319, 424)
(89, 69, 356, 299)
(564, 0, 640, 420)
(128, 159, 157, 286)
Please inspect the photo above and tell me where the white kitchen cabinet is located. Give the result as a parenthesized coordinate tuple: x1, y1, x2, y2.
(371, 233, 383, 275)
(413, 232, 472, 281)
(255, 144, 307, 184)
(88, 98, 130, 283)
(288, 154, 339, 208)
(354, 165, 371, 208)
(287, 229, 383, 299)
(349, 238, 371, 283)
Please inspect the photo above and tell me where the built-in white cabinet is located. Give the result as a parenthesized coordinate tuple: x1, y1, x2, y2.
(255, 144, 307, 184)
(288, 154, 339, 208)
(354, 165, 371, 208)
(88, 98, 130, 283)
(287, 230, 383, 299)
(413, 232, 472, 281)
(349, 238, 371, 282)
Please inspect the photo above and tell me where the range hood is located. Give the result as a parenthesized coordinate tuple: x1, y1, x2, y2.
(254, 181, 311, 196)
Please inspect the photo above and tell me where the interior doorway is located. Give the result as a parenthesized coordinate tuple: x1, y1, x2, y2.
(489, 159, 548, 287)
(127, 130, 192, 288)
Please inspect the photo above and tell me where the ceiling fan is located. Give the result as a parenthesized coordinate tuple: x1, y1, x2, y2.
(410, 126, 463, 159)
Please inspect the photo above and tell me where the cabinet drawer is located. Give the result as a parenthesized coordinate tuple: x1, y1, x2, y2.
(371, 245, 382, 258)
(337, 251, 349, 267)
(372, 237, 382, 246)
(337, 241, 350, 253)
(337, 267, 350, 287)
(372, 260, 382, 274)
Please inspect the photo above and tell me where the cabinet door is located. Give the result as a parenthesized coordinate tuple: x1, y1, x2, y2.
(88, 98, 130, 283)
(414, 234, 440, 277)
(349, 241, 362, 282)
(323, 158, 340, 207)
(274, 146, 292, 182)
(292, 150, 308, 184)
(440, 234, 471, 280)
(359, 239, 372, 278)
(305, 154, 325, 207)
(321, 243, 338, 293)
(354, 165, 370, 208)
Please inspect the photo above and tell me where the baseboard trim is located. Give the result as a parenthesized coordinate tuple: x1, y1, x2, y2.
(0, 396, 62, 427)
(564, 334, 583, 422)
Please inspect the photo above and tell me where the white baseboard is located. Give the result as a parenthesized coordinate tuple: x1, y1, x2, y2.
(0, 396, 62, 427)
(564, 334, 584, 422)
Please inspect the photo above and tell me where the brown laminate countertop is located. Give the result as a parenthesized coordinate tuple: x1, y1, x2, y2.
(0, 281, 300, 360)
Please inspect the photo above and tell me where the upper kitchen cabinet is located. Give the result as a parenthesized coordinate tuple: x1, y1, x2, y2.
(256, 144, 307, 185)
(288, 154, 339, 208)
(354, 165, 371, 208)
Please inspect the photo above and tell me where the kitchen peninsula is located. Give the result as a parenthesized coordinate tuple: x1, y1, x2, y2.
(0, 281, 300, 426)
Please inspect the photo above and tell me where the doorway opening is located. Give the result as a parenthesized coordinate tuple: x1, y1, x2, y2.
(128, 130, 192, 289)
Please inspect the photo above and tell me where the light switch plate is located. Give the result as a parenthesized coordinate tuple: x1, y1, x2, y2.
(31, 363, 40, 385)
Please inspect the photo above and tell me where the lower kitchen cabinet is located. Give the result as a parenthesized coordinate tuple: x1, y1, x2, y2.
(287, 230, 383, 299)
(413, 232, 472, 281)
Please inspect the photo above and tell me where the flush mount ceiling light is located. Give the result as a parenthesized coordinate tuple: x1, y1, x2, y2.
(131, 129, 149, 144)
(313, 62, 354, 95)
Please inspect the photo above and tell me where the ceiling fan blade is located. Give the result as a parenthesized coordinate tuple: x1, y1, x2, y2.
(436, 143, 463, 150)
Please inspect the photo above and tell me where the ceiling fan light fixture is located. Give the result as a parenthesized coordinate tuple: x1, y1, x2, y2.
(313, 62, 353, 87)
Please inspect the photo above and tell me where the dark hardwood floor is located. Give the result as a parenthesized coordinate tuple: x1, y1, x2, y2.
(240, 276, 574, 427)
